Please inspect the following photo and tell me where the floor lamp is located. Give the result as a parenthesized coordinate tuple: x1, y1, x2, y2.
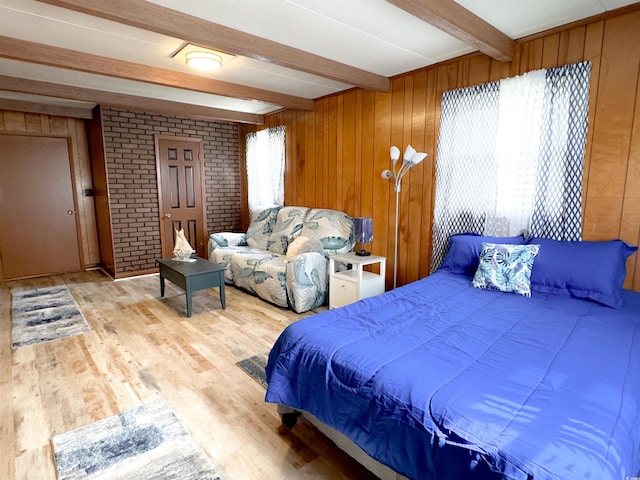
(381, 145, 428, 289)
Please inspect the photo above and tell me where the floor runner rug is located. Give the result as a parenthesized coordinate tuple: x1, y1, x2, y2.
(53, 398, 222, 480)
(11, 285, 91, 348)
(236, 355, 268, 389)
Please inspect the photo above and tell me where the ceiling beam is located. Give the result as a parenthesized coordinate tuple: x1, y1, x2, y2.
(0, 98, 94, 119)
(0, 76, 264, 124)
(37, 0, 390, 92)
(386, 0, 514, 62)
(0, 36, 313, 112)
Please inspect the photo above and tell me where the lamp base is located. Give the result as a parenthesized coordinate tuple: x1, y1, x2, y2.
(355, 249, 371, 256)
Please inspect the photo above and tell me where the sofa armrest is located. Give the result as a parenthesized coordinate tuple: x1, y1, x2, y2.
(285, 252, 328, 313)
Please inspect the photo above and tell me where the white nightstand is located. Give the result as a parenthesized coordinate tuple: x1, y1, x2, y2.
(329, 253, 386, 309)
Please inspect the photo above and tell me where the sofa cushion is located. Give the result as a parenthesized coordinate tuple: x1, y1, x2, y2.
(268, 206, 310, 255)
(211, 246, 268, 283)
(230, 251, 276, 294)
(246, 207, 280, 250)
(286, 236, 325, 259)
(300, 208, 354, 256)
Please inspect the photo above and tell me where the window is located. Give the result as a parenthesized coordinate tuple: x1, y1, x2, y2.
(245, 125, 285, 214)
(431, 62, 591, 270)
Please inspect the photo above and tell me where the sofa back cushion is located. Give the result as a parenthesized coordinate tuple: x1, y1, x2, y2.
(300, 209, 354, 256)
(246, 206, 280, 249)
(268, 206, 310, 254)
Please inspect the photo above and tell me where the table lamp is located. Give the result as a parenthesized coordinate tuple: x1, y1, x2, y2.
(353, 217, 373, 256)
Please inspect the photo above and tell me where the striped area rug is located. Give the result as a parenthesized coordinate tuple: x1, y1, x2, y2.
(11, 285, 91, 348)
(53, 398, 222, 480)
(236, 354, 268, 389)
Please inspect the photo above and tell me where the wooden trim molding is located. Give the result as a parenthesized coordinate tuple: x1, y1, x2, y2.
(0, 75, 264, 124)
(87, 106, 116, 278)
(0, 98, 93, 119)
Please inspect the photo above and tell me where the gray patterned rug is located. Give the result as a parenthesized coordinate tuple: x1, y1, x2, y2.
(236, 355, 268, 389)
(11, 285, 91, 348)
(53, 398, 222, 480)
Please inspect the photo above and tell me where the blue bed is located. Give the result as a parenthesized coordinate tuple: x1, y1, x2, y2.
(265, 267, 640, 480)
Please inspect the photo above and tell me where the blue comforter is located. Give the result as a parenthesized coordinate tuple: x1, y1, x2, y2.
(265, 271, 640, 480)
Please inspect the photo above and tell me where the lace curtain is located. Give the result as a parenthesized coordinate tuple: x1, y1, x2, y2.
(431, 62, 591, 270)
(246, 125, 285, 214)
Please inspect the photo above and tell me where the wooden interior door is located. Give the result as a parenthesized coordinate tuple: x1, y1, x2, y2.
(156, 136, 207, 258)
(0, 134, 81, 280)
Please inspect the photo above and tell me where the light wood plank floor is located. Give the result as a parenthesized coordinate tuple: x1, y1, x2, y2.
(1, 269, 379, 480)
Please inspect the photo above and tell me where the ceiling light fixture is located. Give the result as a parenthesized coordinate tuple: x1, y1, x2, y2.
(185, 51, 223, 71)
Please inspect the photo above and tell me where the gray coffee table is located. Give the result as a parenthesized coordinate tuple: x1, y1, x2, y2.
(157, 256, 226, 317)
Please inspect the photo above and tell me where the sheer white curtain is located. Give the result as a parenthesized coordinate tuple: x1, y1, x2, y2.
(246, 125, 285, 214)
(492, 69, 546, 235)
(432, 62, 591, 270)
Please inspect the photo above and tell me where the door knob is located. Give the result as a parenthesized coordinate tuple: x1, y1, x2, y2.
(67, 210, 75, 215)
(164, 213, 172, 218)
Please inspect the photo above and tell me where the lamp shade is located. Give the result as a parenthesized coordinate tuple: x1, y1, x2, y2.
(409, 151, 428, 165)
(353, 217, 373, 243)
(390, 146, 400, 165)
(403, 145, 417, 163)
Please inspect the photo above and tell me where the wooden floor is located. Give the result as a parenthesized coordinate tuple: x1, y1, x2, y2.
(0, 269, 379, 480)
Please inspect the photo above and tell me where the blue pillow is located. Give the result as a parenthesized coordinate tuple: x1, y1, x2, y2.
(438, 233, 527, 276)
(472, 243, 540, 297)
(526, 237, 638, 308)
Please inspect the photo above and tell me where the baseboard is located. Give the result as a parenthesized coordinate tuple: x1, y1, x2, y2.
(113, 268, 158, 280)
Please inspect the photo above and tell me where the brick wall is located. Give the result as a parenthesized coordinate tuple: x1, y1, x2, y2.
(101, 107, 241, 276)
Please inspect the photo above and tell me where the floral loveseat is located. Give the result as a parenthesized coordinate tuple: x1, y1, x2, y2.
(208, 206, 354, 312)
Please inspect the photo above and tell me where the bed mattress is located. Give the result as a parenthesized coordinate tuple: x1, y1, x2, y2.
(265, 271, 640, 480)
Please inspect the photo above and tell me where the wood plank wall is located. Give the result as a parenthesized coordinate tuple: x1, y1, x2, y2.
(0, 111, 100, 278)
(242, 5, 640, 291)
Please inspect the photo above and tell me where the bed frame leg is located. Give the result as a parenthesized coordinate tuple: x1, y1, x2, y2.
(281, 412, 300, 429)
(277, 404, 301, 429)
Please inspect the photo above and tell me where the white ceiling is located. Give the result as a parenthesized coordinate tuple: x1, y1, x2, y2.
(0, 0, 637, 122)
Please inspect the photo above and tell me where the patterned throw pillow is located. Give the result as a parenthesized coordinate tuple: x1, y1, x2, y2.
(472, 243, 540, 297)
(286, 236, 324, 259)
